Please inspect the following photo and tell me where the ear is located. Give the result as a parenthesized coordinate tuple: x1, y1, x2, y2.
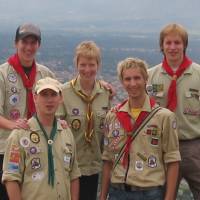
(59, 94, 63, 104)
(33, 93, 38, 105)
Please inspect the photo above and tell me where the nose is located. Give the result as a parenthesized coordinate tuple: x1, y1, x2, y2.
(130, 78, 137, 86)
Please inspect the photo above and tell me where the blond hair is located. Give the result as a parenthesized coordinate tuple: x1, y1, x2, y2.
(117, 57, 148, 81)
(159, 23, 188, 53)
(74, 41, 101, 67)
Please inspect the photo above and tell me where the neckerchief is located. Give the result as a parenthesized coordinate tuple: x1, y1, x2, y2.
(162, 56, 192, 111)
(8, 54, 36, 118)
(115, 98, 156, 168)
(70, 77, 99, 143)
(35, 115, 57, 187)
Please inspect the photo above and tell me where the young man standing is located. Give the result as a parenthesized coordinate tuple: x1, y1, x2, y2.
(100, 57, 180, 200)
(0, 23, 54, 199)
(148, 23, 200, 199)
(2, 77, 80, 200)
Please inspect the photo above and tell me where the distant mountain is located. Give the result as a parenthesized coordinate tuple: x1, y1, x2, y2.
(0, 0, 199, 33)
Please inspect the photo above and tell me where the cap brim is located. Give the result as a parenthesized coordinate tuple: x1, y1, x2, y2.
(36, 86, 60, 94)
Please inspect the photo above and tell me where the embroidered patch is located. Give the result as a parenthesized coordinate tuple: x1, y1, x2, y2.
(151, 137, 159, 146)
(30, 132, 40, 144)
(32, 171, 44, 181)
(20, 137, 30, 148)
(172, 120, 177, 129)
(183, 108, 200, 116)
(29, 147, 38, 154)
(9, 94, 19, 106)
(7, 73, 17, 83)
(104, 137, 109, 146)
(11, 86, 17, 93)
(9, 145, 20, 164)
(148, 155, 157, 168)
(9, 109, 20, 120)
(8, 163, 19, 172)
(31, 158, 41, 170)
(135, 161, 143, 171)
(72, 108, 79, 116)
(112, 129, 120, 137)
(136, 152, 147, 161)
(71, 119, 81, 131)
(64, 154, 71, 164)
(109, 136, 121, 150)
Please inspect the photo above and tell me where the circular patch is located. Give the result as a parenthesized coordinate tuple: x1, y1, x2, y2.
(30, 132, 40, 144)
(20, 137, 30, 148)
(9, 94, 19, 106)
(71, 119, 81, 131)
(11, 86, 18, 93)
(29, 147, 37, 154)
(9, 109, 20, 120)
(7, 73, 17, 83)
(146, 84, 153, 95)
(72, 108, 79, 116)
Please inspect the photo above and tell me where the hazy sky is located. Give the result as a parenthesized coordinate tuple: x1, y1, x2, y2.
(0, 0, 199, 33)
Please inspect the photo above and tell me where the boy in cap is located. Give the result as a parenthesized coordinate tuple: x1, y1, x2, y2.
(0, 23, 54, 199)
(2, 77, 80, 200)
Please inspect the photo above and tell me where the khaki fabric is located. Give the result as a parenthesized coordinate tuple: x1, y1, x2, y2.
(102, 95, 180, 187)
(148, 62, 200, 140)
(2, 117, 81, 200)
(57, 77, 111, 176)
(0, 62, 55, 153)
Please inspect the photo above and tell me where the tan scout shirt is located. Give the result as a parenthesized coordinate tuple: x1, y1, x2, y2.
(102, 96, 180, 187)
(57, 77, 111, 176)
(2, 117, 81, 200)
(148, 62, 200, 140)
(0, 62, 55, 154)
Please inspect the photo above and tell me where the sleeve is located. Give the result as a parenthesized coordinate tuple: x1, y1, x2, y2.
(0, 71, 6, 115)
(69, 129, 81, 180)
(2, 130, 25, 183)
(161, 111, 181, 163)
(102, 111, 115, 162)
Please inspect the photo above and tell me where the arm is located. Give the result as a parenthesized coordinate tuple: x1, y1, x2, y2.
(100, 80, 116, 99)
(99, 160, 113, 200)
(0, 116, 29, 130)
(164, 161, 179, 200)
(70, 178, 79, 200)
(5, 181, 21, 200)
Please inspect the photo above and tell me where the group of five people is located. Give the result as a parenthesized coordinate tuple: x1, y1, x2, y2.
(0, 22, 199, 200)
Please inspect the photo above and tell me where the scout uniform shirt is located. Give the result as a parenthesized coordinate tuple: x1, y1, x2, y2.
(57, 76, 111, 176)
(2, 117, 81, 200)
(102, 95, 181, 187)
(148, 62, 200, 140)
(0, 62, 54, 154)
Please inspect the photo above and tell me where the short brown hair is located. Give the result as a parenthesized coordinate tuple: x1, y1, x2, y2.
(74, 41, 101, 67)
(159, 23, 188, 53)
(117, 57, 148, 81)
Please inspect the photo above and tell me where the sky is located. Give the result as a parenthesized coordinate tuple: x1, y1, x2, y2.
(0, 0, 199, 33)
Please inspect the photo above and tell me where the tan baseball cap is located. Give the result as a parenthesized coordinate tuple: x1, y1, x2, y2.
(34, 77, 62, 94)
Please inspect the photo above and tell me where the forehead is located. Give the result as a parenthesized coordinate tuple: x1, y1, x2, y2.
(122, 67, 143, 77)
(163, 33, 183, 42)
(77, 56, 98, 64)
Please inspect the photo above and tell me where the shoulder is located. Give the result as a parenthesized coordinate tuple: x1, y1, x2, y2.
(148, 63, 162, 75)
(36, 63, 54, 77)
(190, 62, 200, 72)
(156, 107, 176, 119)
(62, 81, 71, 90)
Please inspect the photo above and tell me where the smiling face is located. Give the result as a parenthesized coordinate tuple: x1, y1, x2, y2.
(162, 33, 184, 65)
(121, 67, 147, 101)
(15, 36, 40, 67)
(77, 56, 98, 82)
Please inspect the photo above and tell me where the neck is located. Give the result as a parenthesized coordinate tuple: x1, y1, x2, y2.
(36, 113, 54, 126)
(18, 54, 33, 67)
(166, 56, 184, 70)
(80, 77, 95, 96)
(129, 94, 146, 109)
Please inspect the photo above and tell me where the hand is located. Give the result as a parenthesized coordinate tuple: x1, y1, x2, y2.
(14, 118, 29, 129)
(58, 119, 69, 129)
(100, 80, 116, 99)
